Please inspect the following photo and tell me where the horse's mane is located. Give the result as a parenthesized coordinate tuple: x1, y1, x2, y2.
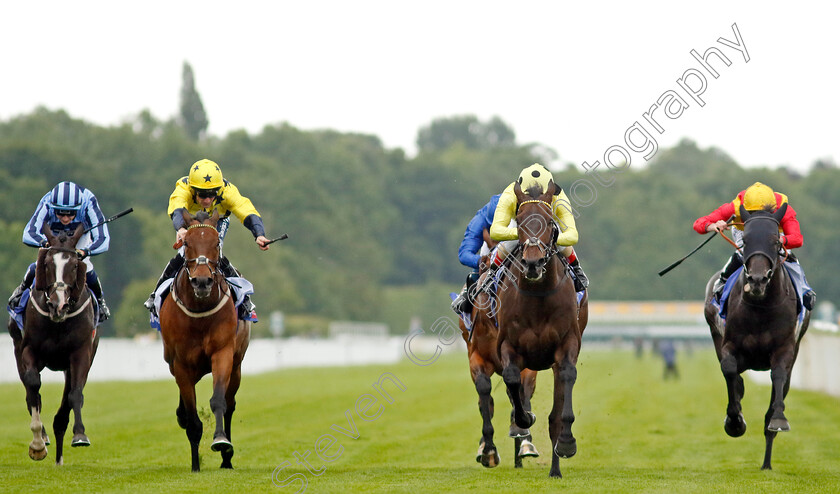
(524, 185, 544, 199)
(194, 211, 211, 223)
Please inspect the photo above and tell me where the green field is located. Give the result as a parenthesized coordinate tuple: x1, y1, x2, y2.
(1, 346, 839, 493)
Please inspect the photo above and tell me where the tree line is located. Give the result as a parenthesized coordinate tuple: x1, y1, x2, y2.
(1, 109, 836, 337)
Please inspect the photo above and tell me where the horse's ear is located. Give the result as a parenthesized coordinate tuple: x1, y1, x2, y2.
(209, 208, 220, 226)
(181, 209, 193, 226)
(739, 204, 751, 222)
(69, 223, 85, 248)
(74, 259, 87, 298)
(540, 180, 558, 202)
(42, 221, 56, 247)
(34, 249, 48, 291)
(513, 181, 526, 202)
(773, 203, 788, 222)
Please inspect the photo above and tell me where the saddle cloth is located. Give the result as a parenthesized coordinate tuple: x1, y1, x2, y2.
(150, 276, 256, 331)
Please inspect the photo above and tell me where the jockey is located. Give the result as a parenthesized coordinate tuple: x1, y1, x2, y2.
(693, 181, 816, 310)
(488, 163, 589, 292)
(450, 194, 501, 314)
(8, 181, 111, 323)
(143, 159, 270, 319)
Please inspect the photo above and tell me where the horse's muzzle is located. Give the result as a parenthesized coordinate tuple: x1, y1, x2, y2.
(190, 276, 214, 298)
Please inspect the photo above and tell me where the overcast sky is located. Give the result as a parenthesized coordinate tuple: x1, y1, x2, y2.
(2, 1, 837, 173)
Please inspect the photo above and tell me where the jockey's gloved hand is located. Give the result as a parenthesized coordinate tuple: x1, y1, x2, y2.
(40, 240, 49, 248)
(76, 248, 89, 259)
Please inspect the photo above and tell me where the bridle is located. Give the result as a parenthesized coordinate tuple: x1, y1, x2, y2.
(31, 247, 91, 320)
(517, 199, 560, 279)
(171, 223, 231, 318)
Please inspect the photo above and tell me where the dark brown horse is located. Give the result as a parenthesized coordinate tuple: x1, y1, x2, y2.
(703, 204, 810, 470)
(159, 210, 251, 471)
(495, 181, 589, 478)
(7, 223, 99, 465)
(460, 247, 540, 469)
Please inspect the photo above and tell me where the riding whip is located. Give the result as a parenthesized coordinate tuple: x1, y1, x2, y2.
(658, 215, 735, 277)
(83, 208, 134, 234)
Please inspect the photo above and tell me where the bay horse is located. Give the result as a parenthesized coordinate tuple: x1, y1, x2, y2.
(460, 245, 540, 469)
(495, 181, 588, 478)
(7, 223, 99, 465)
(159, 210, 251, 471)
(703, 204, 810, 470)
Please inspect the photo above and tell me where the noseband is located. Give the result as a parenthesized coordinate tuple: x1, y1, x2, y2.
(518, 199, 559, 277)
(182, 224, 221, 282)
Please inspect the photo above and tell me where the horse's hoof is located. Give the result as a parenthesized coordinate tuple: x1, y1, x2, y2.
(768, 418, 790, 432)
(554, 438, 577, 458)
(724, 413, 747, 437)
(211, 437, 234, 453)
(71, 434, 91, 447)
(518, 439, 540, 458)
(480, 449, 500, 468)
(29, 445, 48, 461)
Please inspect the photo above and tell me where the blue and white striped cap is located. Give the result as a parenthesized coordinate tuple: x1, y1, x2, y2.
(48, 181, 84, 211)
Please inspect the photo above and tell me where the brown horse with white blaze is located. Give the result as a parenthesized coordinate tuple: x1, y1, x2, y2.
(7, 223, 99, 465)
(159, 209, 251, 471)
(495, 181, 588, 478)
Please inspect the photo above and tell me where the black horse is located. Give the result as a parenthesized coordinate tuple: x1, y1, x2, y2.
(703, 203, 811, 470)
(7, 223, 100, 465)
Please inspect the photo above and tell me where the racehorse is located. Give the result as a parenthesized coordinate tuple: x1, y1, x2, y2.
(703, 204, 810, 470)
(495, 181, 588, 478)
(7, 223, 99, 465)
(158, 210, 251, 471)
(460, 247, 540, 469)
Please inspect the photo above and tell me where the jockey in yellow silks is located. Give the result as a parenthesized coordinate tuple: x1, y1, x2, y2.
(144, 159, 270, 319)
(488, 163, 588, 292)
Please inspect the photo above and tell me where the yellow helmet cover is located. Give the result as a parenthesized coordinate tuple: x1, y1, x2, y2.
(517, 163, 554, 195)
(188, 159, 224, 189)
(743, 182, 776, 211)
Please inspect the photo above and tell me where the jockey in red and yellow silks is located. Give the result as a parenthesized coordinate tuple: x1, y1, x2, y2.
(488, 163, 588, 292)
(693, 182, 803, 248)
(694, 181, 814, 309)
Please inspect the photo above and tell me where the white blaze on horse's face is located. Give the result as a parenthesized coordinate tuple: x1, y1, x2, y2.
(50, 252, 72, 320)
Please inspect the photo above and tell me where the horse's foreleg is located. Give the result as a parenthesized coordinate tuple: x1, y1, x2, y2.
(52, 373, 73, 466)
(547, 357, 577, 479)
(762, 355, 795, 470)
(501, 362, 534, 430)
(174, 367, 202, 472)
(209, 349, 234, 456)
(67, 350, 94, 449)
(720, 350, 747, 437)
(20, 348, 47, 461)
(219, 363, 242, 469)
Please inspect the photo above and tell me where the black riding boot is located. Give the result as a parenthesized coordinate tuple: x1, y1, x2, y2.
(714, 251, 743, 299)
(451, 271, 479, 314)
(569, 259, 589, 292)
(86, 270, 110, 323)
(143, 254, 185, 311)
(8, 264, 36, 309)
(219, 256, 254, 319)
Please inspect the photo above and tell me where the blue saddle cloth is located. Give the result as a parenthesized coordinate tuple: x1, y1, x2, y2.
(149, 276, 257, 331)
(7, 286, 100, 331)
(714, 262, 810, 323)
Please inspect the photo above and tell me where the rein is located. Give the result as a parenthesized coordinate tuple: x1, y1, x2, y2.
(170, 222, 231, 319)
(29, 293, 92, 319)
